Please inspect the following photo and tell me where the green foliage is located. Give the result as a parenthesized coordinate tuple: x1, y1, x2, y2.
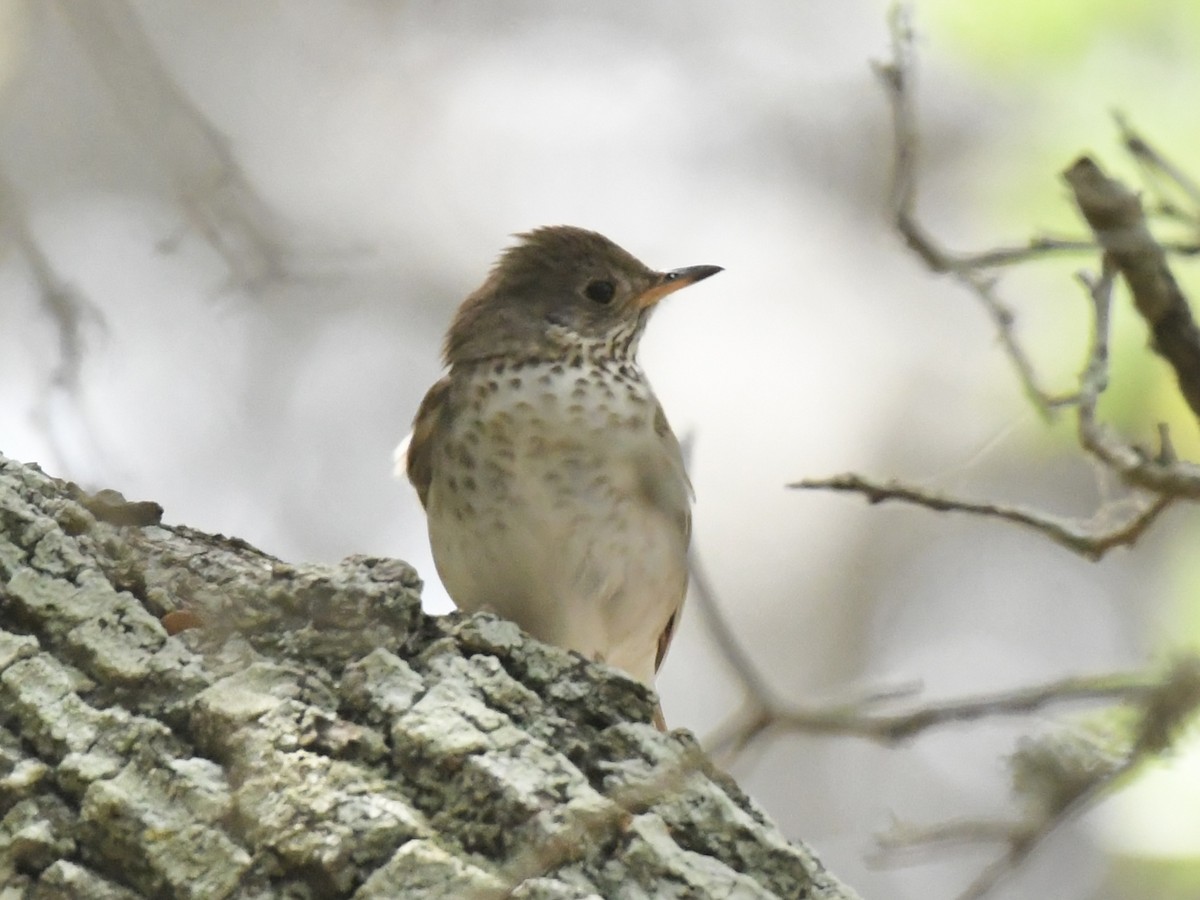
(921, 0, 1200, 73)
(1108, 855, 1200, 900)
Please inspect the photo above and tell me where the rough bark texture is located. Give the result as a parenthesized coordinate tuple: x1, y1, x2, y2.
(0, 455, 858, 899)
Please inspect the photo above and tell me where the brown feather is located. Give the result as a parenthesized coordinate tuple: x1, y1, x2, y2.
(405, 376, 453, 508)
(640, 400, 692, 674)
(655, 610, 678, 675)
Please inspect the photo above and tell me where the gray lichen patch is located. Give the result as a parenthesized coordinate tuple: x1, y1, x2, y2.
(339, 647, 426, 722)
(606, 812, 779, 899)
(506, 875, 605, 899)
(28, 859, 142, 900)
(233, 747, 427, 894)
(3, 793, 77, 874)
(64, 597, 169, 685)
(440, 612, 659, 729)
(2, 654, 108, 759)
(192, 662, 311, 736)
(5, 568, 98, 635)
(0, 629, 38, 672)
(1, 756, 50, 802)
(355, 838, 507, 900)
(77, 757, 250, 898)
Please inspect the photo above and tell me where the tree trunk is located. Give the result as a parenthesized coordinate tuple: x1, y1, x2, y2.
(0, 455, 858, 899)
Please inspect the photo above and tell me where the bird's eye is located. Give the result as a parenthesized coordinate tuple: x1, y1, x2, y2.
(584, 280, 616, 304)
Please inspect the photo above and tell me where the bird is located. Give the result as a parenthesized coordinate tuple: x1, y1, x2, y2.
(399, 226, 721, 726)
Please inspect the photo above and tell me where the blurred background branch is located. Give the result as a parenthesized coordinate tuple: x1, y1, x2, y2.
(0, 164, 105, 475)
(52, 0, 288, 287)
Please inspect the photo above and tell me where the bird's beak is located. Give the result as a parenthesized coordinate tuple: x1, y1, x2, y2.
(635, 264, 724, 310)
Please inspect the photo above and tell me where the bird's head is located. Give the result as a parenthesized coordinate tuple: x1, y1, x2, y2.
(443, 226, 721, 366)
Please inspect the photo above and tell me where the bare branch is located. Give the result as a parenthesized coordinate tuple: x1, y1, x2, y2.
(800, 17, 1200, 565)
(950, 761, 1130, 900)
(707, 663, 1157, 760)
(874, 818, 1020, 860)
(52, 0, 288, 288)
(704, 705, 774, 764)
(1069, 261, 1200, 498)
(950, 236, 1098, 269)
(800, 9, 1200, 899)
(0, 167, 108, 474)
(772, 670, 1156, 744)
(688, 550, 777, 706)
(794, 258, 1190, 554)
(0, 173, 99, 394)
(1076, 262, 1116, 406)
(1065, 156, 1200, 422)
(1116, 112, 1200, 216)
(792, 473, 1172, 560)
(689, 548, 784, 764)
(873, 6, 1074, 417)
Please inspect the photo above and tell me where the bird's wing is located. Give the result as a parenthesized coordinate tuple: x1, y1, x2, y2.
(403, 375, 454, 508)
(641, 401, 693, 674)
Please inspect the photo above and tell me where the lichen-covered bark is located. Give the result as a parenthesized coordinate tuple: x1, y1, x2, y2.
(0, 455, 859, 899)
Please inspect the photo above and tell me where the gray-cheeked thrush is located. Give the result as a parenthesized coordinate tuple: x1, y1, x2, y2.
(400, 226, 721, 725)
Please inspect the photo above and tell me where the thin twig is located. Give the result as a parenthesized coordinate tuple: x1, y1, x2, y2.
(956, 238, 1200, 267)
(873, 6, 1072, 418)
(688, 550, 777, 706)
(792, 473, 1173, 560)
(952, 757, 1136, 900)
(873, 818, 1024, 866)
(0, 168, 108, 475)
(799, 15, 1199, 561)
(56, 0, 288, 288)
(950, 237, 1098, 269)
(830, 9, 1200, 900)
(704, 704, 774, 764)
(1072, 237, 1200, 498)
(772, 670, 1154, 743)
(1116, 112, 1200, 213)
(708, 667, 1155, 758)
(689, 548, 784, 764)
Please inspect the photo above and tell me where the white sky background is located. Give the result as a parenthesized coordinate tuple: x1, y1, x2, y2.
(0, 2, 1175, 897)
